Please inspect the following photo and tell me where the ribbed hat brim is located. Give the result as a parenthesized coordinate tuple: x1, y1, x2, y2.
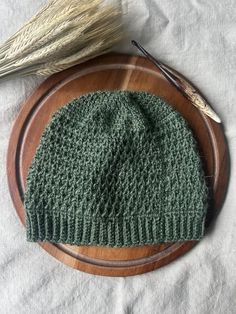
(26, 211, 206, 247)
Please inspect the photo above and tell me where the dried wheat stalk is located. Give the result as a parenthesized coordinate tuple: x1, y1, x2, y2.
(0, 0, 123, 81)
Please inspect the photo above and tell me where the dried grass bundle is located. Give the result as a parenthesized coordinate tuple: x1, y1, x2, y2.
(0, 0, 123, 80)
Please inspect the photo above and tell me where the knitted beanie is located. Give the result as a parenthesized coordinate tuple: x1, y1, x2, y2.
(24, 91, 208, 247)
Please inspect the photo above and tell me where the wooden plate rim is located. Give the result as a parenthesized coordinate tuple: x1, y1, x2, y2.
(7, 53, 229, 276)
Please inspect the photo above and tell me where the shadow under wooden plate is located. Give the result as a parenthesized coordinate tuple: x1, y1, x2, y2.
(7, 53, 229, 276)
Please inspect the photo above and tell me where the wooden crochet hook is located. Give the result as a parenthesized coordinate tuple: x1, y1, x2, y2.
(131, 40, 221, 123)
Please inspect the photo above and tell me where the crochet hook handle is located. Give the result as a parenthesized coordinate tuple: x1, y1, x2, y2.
(131, 40, 221, 123)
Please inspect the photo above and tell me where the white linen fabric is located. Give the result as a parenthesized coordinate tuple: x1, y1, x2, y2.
(0, 1, 235, 313)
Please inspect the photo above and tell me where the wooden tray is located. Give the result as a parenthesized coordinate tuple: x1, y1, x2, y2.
(7, 53, 229, 276)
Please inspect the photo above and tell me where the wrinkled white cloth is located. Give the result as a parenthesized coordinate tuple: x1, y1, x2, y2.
(0, 0, 236, 313)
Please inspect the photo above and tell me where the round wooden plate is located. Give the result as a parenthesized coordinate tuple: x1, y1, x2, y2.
(7, 53, 229, 276)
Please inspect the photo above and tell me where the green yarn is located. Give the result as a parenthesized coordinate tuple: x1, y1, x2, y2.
(24, 91, 208, 247)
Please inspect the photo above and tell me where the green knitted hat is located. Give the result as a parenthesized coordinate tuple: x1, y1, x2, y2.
(24, 91, 208, 247)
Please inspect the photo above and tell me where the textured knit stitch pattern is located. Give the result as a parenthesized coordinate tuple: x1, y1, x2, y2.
(24, 91, 208, 247)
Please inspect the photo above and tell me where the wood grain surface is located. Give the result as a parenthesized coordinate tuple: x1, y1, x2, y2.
(7, 53, 229, 276)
